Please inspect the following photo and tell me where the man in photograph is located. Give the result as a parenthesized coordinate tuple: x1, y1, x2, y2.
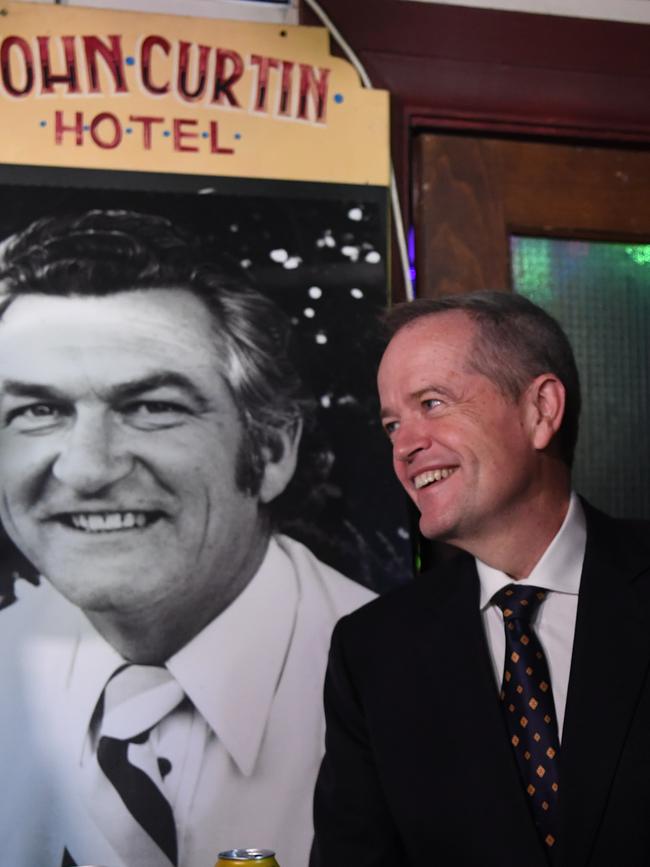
(0, 209, 374, 867)
(312, 292, 650, 867)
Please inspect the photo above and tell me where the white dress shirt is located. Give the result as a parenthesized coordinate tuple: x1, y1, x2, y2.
(476, 493, 587, 740)
(0, 534, 375, 867)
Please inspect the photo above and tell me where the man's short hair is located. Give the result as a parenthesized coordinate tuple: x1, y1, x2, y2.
(383, 291, 581, 467)
(0, 209, 305, 497)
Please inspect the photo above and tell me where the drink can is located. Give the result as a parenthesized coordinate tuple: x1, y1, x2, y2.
(215, 850, 279, 867)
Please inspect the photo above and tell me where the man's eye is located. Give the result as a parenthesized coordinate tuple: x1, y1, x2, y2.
(383, 420, 399, 437)
(25, 404, 57, 417)
(123, 400, 191, 427)
(6, 403, 62, 427)
(422, 398, 442, 410)
(131, 401, 183, 413)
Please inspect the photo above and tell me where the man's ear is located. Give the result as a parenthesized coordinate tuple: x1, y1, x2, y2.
(258, 419, 303, 504)
(526, 374, 566, 452)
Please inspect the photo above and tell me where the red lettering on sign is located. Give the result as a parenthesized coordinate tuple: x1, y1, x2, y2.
(38, 35, 79, 95)
(129, 114, 164, 149)
(177, 41, 210, 102)
(54, 110, 84, 145)
(297, 63, 329, 123)
(90, 112, 122, 148)
(278, 60, 294, 117)
(83, 35, 128, 94)
(140, 35, 170, 95)
(209, 121, 234, 155)
(173, 118, 199, 152)
(0, 36, 34, 97)
(211, 49, 243, 107)
(250, 54, 280, 113)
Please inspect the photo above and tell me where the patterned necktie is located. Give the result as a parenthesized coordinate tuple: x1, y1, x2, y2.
(96, 664, 185, 865)
(492, 584, 561, 854)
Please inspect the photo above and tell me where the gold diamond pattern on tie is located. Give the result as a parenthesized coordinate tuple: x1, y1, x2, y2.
(492, 583, 561, 855)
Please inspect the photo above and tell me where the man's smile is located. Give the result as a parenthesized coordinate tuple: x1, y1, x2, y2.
(413, 466, 458, 490)
(52, 510, 164, 532)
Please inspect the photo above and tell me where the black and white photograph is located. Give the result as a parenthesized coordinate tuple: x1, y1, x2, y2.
(0, 169, 413, 867)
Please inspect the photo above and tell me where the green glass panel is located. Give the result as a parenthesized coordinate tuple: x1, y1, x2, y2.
(511, 237, 650, 520)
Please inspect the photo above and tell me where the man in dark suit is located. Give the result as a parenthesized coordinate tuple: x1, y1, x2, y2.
(311, 291, 650, 867)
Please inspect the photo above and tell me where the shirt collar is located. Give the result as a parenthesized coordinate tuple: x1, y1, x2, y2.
(166, 536, 298, 777)
(477, 492, 586, 610)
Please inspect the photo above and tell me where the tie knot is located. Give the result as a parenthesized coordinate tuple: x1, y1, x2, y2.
(492, 583, 547, 622)
(100, 664, 185, 741)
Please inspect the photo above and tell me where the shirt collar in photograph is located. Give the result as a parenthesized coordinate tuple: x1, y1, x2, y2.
(36, 535, 297, 776)
(477, 491, 586, 610)
(166, 535, 299, 777)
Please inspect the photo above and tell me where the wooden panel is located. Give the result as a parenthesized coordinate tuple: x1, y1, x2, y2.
(413, 135, 509, 295)
(414, 133, 650, 297)
(497, 140, 650, 237)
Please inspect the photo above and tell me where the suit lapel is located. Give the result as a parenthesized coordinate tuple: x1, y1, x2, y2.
(559, 504, 650, 867)
(415, 554, 549, 866)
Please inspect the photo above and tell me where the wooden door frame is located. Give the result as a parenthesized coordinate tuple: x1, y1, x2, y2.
(301, 0, 650, 300)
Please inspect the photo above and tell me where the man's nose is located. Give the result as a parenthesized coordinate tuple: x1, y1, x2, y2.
(392, 420, 430, 463)
(51, 412, 134, 493)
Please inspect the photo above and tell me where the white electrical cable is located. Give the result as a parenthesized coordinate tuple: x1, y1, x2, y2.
(388, 168, 414, 301)
(301, 0, 415, 301)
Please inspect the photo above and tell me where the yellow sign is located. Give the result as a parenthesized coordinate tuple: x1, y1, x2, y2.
(0, 2, 389, 185)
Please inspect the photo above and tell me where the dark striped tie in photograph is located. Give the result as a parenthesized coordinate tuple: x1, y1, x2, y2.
(98, 728, 178, 865)
(60, 848, 77, 867)
(492, 584, 561, 854)
(96, 664, 184, 866)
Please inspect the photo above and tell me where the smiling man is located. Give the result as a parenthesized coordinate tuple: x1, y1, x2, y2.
(311, 293, 650, 867)
(0, 209, 374, 867)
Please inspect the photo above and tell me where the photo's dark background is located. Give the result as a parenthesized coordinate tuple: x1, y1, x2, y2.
(0, 168, 415, 604)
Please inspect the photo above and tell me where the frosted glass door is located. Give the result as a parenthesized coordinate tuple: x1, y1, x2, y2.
(512, 237, 650, 519)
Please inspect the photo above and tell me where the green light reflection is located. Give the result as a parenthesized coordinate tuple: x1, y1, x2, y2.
(625, 245, 650, 266)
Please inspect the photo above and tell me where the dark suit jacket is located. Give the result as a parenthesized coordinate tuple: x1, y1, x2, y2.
(311, 502, 650, 867)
